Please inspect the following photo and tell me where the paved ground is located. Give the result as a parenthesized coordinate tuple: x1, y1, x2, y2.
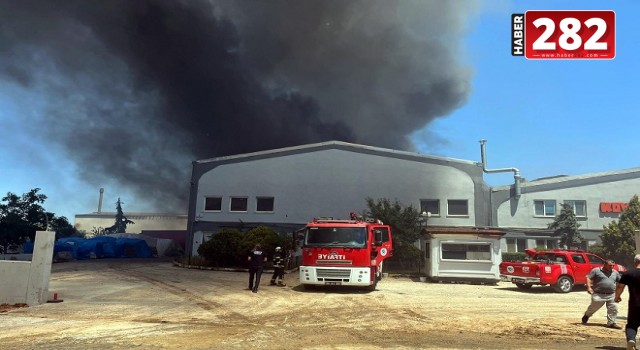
(0, 258, 633, 349)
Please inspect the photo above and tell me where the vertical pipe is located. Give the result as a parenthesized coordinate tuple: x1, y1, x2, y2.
(98, 188, 104, 213)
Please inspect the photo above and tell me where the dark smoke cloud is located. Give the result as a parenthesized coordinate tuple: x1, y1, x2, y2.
(0, 0, 475, 212)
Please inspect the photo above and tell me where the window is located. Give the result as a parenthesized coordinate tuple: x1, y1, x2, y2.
(586, 254, 605, 264)
(571, 254, 586, 264)
(230, 197, 248, 212)
(447, 200, 468, 216)
(507, 238, 527, 253)
(305, 227, 367, 247)
(204, 196, 222, 211)
(420, 199, 440, 216)
(441, 243, 491, 261)
(534, 200, 556, 217)
(535, 239, 557, 250)
(256, 197, 274, 212)
(564, 200, 587, 217)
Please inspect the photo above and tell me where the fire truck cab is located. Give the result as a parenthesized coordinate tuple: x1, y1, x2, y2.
(298, 214, 393, 290)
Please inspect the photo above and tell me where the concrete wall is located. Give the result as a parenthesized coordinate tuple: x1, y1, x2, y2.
(0, 231, 55, 305)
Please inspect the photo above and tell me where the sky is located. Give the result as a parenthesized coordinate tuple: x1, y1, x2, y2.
(0, 0, 638, 222)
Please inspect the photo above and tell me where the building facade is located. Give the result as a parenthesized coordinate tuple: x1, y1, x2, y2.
(185, 141, 640, 257)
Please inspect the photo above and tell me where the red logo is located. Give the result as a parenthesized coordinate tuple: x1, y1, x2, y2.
(512, 10, 615, 59)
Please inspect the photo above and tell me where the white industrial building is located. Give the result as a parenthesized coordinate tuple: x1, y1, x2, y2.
(184, 140, 640, 260)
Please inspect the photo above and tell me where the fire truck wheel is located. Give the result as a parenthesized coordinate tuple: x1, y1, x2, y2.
(553, 276, 574, 293)
(515, 283, 533, 290)
(367, 279, 378, 291)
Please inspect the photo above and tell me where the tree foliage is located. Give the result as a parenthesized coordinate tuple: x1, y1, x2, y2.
(105, 198, 135, 234)
(0, 188, 79, 249)
(599, 195, 640, 267)
(197, 229, 244, 267)
(197, 226, 290, 267)
(548, 203, 583, 249)
(364, 197, 422, 268)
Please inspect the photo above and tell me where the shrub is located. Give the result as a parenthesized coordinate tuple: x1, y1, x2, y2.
(197, 226, 291, 268)
(502, 252, 527, 262)
(197, 229, 243, 267)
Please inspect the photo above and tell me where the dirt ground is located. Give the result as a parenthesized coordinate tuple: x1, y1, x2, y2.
(0, 259, 633, 349)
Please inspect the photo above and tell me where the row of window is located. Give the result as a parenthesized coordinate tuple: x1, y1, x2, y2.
(204, 196, 274, 213)
(505, 238, 591, 253)
(204, 196, 588, 219)
(419, 199, 469, 217)
(534, 200, 586, 217)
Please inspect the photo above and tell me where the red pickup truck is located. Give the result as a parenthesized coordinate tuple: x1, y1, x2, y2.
(500, 249, 626, 293)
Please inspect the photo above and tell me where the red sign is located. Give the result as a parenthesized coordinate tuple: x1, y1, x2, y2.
(600, 202, 628, 213)
(512, 10, 615, 59)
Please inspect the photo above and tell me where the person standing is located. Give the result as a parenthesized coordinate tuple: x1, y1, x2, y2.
(582, 259, 622, 329)
(616, 254, 640, 350)
(248, 244, 267, 293)
(269, 246, 286, 286)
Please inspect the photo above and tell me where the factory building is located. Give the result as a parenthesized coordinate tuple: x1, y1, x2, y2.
(185, 140, 640, 257)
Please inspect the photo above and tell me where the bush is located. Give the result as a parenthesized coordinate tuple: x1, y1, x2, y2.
(197, 226, 291, 268)
(197, 229, 243, 267)
(502, 252, 527, 262)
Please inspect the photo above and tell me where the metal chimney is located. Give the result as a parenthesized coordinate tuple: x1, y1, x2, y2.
(98, 188, 104, 213)
(479, 140, 521, 199)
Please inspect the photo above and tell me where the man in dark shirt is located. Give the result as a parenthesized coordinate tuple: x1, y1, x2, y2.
(615, 254, 640, 350)
(248, 244, 267, 293)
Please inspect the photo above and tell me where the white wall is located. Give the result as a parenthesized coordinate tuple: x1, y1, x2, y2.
(427, 236, 502, 281)
(496, 176, 640, 230)
(0, 231, 55, 305)
(196, 148, 478, 226)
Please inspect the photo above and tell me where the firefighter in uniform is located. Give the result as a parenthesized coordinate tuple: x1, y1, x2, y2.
(270, 246, 287, 286)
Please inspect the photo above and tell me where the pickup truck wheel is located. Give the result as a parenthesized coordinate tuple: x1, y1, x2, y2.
(515, 283, 533, 290)
(554, 276, 574, 293)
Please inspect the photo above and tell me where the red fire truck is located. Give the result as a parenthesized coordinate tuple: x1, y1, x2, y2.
(298, 213, 393, 290)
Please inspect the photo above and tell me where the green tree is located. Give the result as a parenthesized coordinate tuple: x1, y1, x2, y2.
(197, 226, 289, 267)
(548, 203, 583, 249)
(198, 229, 243, 267)
(50, 215, 82, 239)
(364, 197, 422, 270)
(0, 188, 48, 250)
(0, 188, 80, 249)
(599, 195, 640, 268)
(105, 198, 135, 234)
(239, 226, 288, 258)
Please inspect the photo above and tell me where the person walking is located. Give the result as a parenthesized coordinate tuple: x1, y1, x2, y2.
(582, 259, 622, 329)
(248, 244, 267, 293)
(269, 246, 286, 287)
(616, 254, 640, 350)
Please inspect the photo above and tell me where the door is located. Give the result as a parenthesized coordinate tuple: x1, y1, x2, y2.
(570, 253, 591, 284)
(371, 226, 392, 264)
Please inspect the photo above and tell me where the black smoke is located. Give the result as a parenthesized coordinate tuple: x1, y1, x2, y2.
(0, 0, 475, 212)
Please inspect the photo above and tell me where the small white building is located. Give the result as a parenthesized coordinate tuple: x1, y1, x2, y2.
(423, 227, 505, 283)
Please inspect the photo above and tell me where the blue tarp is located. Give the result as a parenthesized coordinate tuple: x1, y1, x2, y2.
(23, 239, 76, 255)
(29, 236, 153, 260)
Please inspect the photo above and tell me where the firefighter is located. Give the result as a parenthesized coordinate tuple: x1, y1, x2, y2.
(248, 244, 267, 293)
(270, 246, 287, 286)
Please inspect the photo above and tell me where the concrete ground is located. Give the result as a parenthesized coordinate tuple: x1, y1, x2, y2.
(0, 258, 632, 349)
